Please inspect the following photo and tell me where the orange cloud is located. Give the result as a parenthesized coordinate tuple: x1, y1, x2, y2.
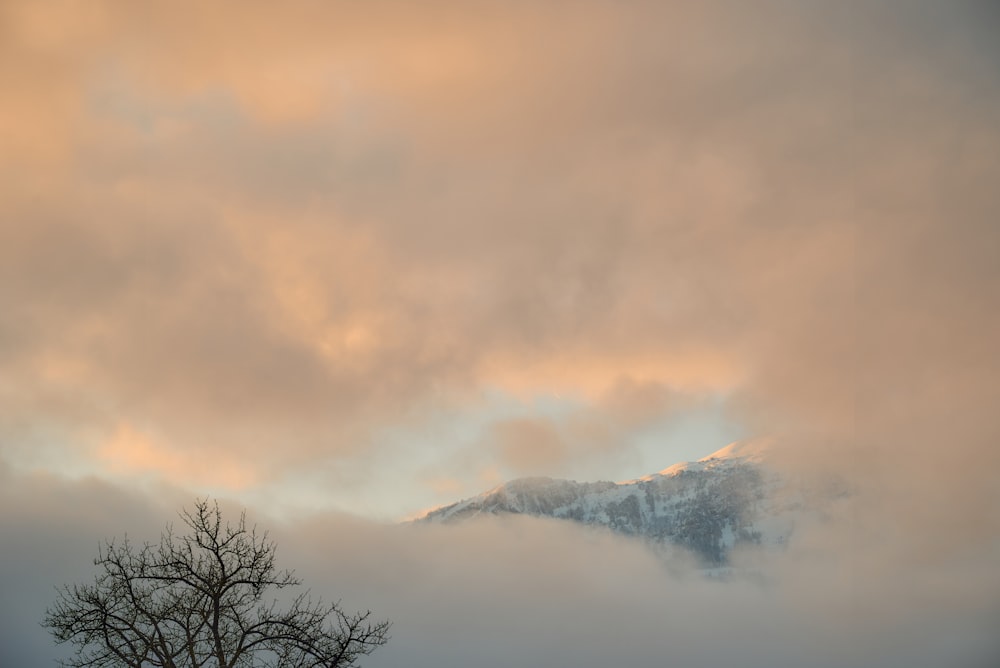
(487, 418, 568, 476)
(0, 0, 996, 526)
(481, 349, 745, 401)
(97, 423, 258, 491)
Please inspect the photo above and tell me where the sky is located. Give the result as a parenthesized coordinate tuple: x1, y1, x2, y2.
(1, 1, 999, 666)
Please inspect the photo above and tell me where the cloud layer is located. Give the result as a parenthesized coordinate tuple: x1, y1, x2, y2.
(2, 479, 998, 667)
(1, 0, 880, 508)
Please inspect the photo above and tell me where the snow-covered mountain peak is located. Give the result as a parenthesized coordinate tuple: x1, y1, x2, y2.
(625, 438, 773, 483)
(414, 439, 805, 565)
(698, 437, 774, 463)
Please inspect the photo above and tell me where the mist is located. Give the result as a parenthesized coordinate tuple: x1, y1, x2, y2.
(3, 472, 998, 667)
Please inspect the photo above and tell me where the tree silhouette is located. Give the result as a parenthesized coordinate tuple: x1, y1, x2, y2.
(43, 499, 389, 668)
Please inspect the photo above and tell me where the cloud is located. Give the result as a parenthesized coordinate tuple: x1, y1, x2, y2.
(95, 422, 260, 489)
(0, 5, 998, 663)
(487, 417, 568, 475)
(2, 475, 997, 668)
(4, 0, 844, 498)
(476, 381, 723, 480)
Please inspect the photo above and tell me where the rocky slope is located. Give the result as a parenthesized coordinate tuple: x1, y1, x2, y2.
(415, 440, 804, 565)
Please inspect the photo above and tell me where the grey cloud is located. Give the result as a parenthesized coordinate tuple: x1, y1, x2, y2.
(3, 476, 997, 668)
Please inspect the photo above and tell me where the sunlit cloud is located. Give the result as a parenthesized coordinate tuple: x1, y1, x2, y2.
(96, 422, 259, 490)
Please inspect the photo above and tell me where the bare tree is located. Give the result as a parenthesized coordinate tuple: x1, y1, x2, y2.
(43, 499, 390, 668)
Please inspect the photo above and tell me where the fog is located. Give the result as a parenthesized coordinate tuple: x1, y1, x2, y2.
(2, 473, 998, 667)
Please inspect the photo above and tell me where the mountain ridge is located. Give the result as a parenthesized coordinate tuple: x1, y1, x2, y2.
(414, 439, 796, 565)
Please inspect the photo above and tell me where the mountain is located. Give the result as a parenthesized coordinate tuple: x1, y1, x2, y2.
(415, 440, 808, 565)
